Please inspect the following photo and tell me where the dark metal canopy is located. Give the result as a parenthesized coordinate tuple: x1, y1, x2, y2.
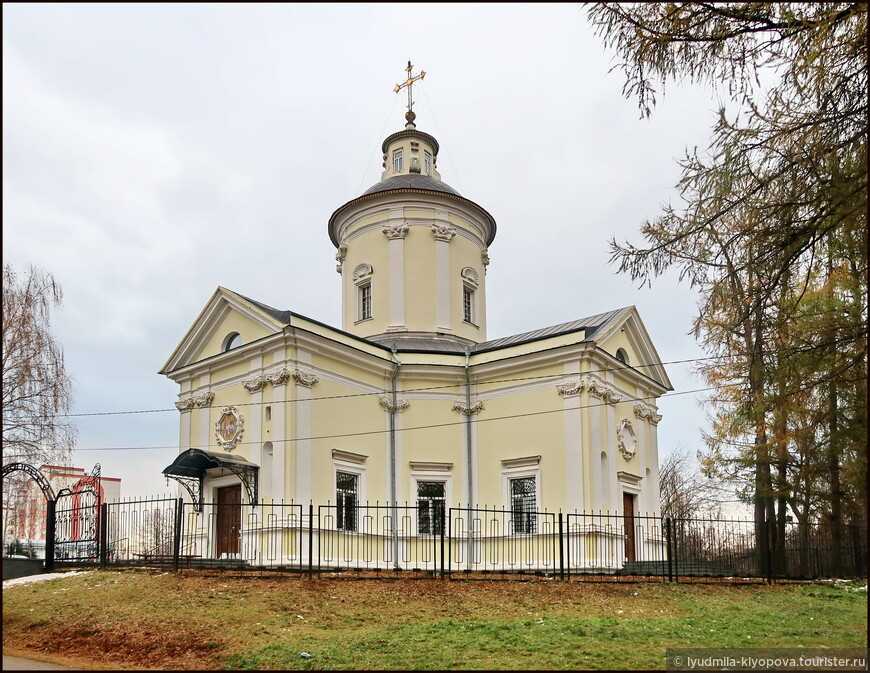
(163, 448, 259, 512)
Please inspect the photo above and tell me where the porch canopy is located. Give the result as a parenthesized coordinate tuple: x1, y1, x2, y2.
(163, 448, 259, 511)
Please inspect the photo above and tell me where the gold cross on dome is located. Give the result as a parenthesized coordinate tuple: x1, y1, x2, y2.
(393, 60, 426, 115)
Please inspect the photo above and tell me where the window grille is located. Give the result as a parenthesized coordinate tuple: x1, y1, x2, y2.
(510, 476, 536, 534)
(393, 149, 403, 172)
(417, 481, 445, 535)
(359, 283, 372, 320)
(336, 471, 358, 532)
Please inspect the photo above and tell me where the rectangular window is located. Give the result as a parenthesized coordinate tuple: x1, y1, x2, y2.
(510, 476, 537, 534)
(265, 406, 271, 422)
(336, 471, 358, 532)
(424, 151, 432, 174)
(463, 286, 474, 324)
(393, 149, 403, 172)
(417, 481, 445, 535)
(359, 282, 372, 321)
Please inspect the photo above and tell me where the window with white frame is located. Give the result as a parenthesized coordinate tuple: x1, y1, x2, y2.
(510, 477, 537, 534)
(424, 151, 432, 175)
(222, 332, 243, 352)
(501, 456, 540, 535)
(358, 282, 372, 321)
(417, 481, 445, 535)
(463, 285, 475, 324)
(393, 149, 403, 172)
(336, 471, 358, 532)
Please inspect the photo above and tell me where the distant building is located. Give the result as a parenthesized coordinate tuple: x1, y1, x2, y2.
(2, 465, 121, 558)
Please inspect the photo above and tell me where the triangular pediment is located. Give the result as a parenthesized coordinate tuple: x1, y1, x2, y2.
(159, 287, 288, 375)
(593, 306, 672, 391)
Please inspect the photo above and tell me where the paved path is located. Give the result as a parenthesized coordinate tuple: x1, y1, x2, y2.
(2, 655, 76, 670)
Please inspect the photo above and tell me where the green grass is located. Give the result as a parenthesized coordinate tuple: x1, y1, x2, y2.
(3, 571, 866, 670)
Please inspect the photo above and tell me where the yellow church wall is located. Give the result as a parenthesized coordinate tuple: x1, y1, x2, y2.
(194, 310, 272, 363)
(449, 235, 486, 340)
(599, 330, 637, 369)
(476, 387, 566, 510)
(343, 228, 390, 334)
(402, 226, 437, 330)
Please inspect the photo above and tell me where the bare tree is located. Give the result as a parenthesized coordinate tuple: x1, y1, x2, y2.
(2, 264, 76, 467)
(660, 447, 729, 520)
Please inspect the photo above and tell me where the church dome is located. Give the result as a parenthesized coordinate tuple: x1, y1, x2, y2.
(360, 173, 461, 197)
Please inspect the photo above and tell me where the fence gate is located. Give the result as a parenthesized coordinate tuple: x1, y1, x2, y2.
(53, 484, 101, 565)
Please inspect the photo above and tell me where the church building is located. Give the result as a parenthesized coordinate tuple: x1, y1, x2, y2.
(159, 64, 671, 564)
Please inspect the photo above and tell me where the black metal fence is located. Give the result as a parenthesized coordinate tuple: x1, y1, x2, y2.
(46, 498, 867, 583)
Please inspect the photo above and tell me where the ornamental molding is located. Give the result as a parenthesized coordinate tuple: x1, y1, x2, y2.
(265, 367, 291, 386)
(431, 223, 456, 242)
(215, 406, 244, 451)
(192, 392, 214, 408)
(481, 248, 490, 269)
(378, 395, 411, 413)
(175, 397, 195, 412)
(382, 223, 410, 240)
(556, 377, 585, 398)
(617, 418, 638, 461)
(335, 244, 347, 273)
(452, 400, 484, 415)
(583, 374, 624, 405)
(352, 263, 374, 281)
(460, 267, 479, 287)
(242, 374, 266, 392)
(292, 367, 319, 388)
(633, 401, 663, 425)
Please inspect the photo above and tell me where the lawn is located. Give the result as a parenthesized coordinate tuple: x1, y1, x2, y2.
(2, 571, 867, 670)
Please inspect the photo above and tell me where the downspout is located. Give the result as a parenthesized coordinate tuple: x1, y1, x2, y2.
(389, 346, 401, 569)
(464, 346, 474, 571)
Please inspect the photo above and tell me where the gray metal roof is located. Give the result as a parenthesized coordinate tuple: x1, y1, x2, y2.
(361, 174, 461, 197)
(234, 291, 293, 326)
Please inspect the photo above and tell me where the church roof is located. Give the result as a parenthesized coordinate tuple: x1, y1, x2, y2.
(360, 174, 461, 197)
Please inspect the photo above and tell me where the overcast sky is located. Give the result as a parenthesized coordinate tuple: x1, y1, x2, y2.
(4, 3, 737, 505)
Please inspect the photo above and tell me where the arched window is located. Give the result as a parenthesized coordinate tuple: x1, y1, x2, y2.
(615, 348, 629, 365)
(223, 332, 243, 352)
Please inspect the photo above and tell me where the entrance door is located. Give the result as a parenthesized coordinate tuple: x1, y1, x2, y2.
(623, 492, 636, 562)
(216, 485, 241, 557)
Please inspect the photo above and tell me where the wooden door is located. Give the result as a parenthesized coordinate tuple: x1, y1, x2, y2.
(623, 492, 636, 562)
(216, 485, 241, 557)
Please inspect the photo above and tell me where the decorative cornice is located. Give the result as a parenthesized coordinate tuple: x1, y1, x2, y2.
(633, 401, 662, 424)
(431, 223, 456, 242)
(292, 367, 319, 388)
(192, 392, 215, 408)
(378, 395, 410, 413)
(265, 367, 291, 386)
(583, 374, 624, 405)
(352, 263, 374, 281)
(382, 223, 410, 240)
(556, 377, 585, 397)
(452, 400, 484, 415)
(617, 418, 637, 461)
(242, 375, 266, 392)
(175, 397, 195, 412)
(460, 267, 479, 287)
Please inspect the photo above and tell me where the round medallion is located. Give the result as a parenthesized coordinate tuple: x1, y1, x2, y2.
(215, 406, 244, 450)
(617, 418, 637, 461)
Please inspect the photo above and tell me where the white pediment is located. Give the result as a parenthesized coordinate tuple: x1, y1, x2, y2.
(159, 287, 287, 376)
(594, 307, 672, 391)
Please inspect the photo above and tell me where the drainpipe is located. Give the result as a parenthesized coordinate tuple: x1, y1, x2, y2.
(389, 346, 401, 569)
(464, 346, 474, 571)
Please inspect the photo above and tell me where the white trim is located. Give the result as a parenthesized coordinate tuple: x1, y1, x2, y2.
(501, 457, 541, 512)
(332, 449, 367, 465)
(333, 457, 366, 505)
(434, 235, 451, 333)
(409, 463, 453, 535)
(388, 234, 406, 330)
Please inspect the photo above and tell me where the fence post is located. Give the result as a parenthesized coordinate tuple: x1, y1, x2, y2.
(665, 517, 673, 583)
(172, 498, 183, 572)
(45, 499, 56, 573)
(766, 519, 775, 585)
(308, 503, 313, 579)
(440, 507, 445, 580)
(99, 502, 109, 568)
(558, 512, 565, 581)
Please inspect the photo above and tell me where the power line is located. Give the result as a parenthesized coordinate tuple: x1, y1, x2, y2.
(59, 333, 862, 418)
(75, 385, 717, 452)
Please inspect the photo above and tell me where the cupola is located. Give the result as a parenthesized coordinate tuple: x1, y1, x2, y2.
(329, 62, 497, 345)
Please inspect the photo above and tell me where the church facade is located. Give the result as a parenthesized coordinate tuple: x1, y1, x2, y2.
(160, 66, 671, 565)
